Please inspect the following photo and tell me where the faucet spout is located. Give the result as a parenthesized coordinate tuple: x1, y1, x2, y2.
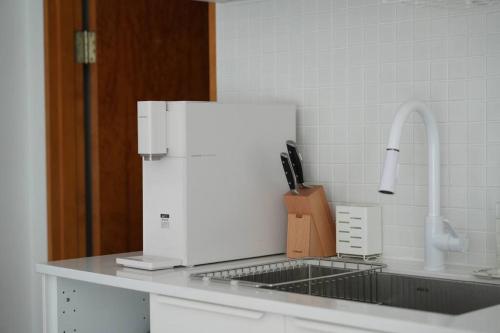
(379, 101, 467, 271)
(379, 101, 440, 216)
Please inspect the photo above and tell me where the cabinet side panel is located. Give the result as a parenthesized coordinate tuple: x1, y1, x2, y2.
(57, 278, 149, 333)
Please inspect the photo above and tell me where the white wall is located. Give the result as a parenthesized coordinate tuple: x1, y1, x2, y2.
(0, 0, 46, 332)
(216, 0, 500, 266)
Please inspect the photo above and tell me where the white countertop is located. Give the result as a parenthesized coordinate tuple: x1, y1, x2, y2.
(37, 253, 500, 333)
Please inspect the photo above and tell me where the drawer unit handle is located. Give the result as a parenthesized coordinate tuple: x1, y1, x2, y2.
(337, 211, 349, 214)
(338, 221, 349, 224)
(338, 240, 350, 243)
(350, 226, 362, 230)
(350, 236, 362, 239)
(339, 230, 349, 233)
(350, 246, 362, 249)
(292, 318, 374, 333)
(155, 295, 264, 319)
(350, 217, 362, 220)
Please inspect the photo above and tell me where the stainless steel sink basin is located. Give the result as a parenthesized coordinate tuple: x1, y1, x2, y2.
(265, 271, 500, 315)
(376, 272, 500, 315)
(192, 258, 500, 315)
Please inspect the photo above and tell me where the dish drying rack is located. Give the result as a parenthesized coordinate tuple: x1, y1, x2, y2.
(191, 257, 386, 303)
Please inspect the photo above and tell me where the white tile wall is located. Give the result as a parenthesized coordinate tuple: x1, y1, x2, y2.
(216, 0, 500, 266)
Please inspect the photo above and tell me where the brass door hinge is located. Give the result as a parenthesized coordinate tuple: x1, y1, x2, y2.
(75, 31, 96, 64)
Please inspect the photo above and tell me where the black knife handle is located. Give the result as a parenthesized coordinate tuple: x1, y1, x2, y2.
(286, 140, 304, 185)
(280, 152, 298, 193)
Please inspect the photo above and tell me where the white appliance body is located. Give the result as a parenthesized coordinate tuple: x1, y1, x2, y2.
(136, 101, 295, 267)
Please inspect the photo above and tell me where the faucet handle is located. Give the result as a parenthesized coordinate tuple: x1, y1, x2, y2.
(442, 219, 468, 253)
(442, 219, 458, 238)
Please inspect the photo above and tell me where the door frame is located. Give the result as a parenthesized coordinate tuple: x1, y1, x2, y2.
(209, 3, 217, 101)
(44, 0, 87, 260)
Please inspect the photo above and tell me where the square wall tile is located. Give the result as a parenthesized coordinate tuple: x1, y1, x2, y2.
(217, 0, 500, 265)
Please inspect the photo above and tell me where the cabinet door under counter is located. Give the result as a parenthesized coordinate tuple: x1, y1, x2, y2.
(149, 294, 387, 333)
(150, 294, 285, 333)
(286, 317, 384, 333)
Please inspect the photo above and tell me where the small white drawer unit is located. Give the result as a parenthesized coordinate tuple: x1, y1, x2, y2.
(335, 205, 382, 259)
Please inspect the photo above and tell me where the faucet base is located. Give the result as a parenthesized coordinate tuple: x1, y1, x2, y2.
(424, 216, 446, 271)
(424, 216, 467, 271)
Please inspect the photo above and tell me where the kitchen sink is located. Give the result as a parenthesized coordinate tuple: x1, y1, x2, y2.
(192, 258, 500, 315)
(266, 271, 500, 315)
(375, 272, 500, 315)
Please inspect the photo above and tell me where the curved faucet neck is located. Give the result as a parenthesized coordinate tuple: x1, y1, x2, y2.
(387, 101, 441, 217)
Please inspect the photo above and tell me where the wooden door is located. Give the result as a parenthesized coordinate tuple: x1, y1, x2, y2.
(45, 0, 214, 259)
(89, 0, 210, 255)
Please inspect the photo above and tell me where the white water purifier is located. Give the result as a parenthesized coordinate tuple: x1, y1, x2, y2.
(117, 101, 296, 270)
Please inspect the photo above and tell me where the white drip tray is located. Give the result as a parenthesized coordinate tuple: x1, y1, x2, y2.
(116, 255, 182, 270)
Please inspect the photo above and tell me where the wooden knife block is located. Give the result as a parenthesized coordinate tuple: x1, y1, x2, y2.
(284, 186, 336, 258)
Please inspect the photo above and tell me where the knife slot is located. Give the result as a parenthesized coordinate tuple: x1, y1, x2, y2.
(287, 214, 312, 258)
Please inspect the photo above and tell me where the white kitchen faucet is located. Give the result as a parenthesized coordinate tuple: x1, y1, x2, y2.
(379, 100, 467, 271)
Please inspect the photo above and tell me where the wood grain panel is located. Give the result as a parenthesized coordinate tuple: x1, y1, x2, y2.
(284, 186, 336, 258)
(209, 3, 217, 101)
(44, 0, 87, 260)
(90, 0, 210, 255)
